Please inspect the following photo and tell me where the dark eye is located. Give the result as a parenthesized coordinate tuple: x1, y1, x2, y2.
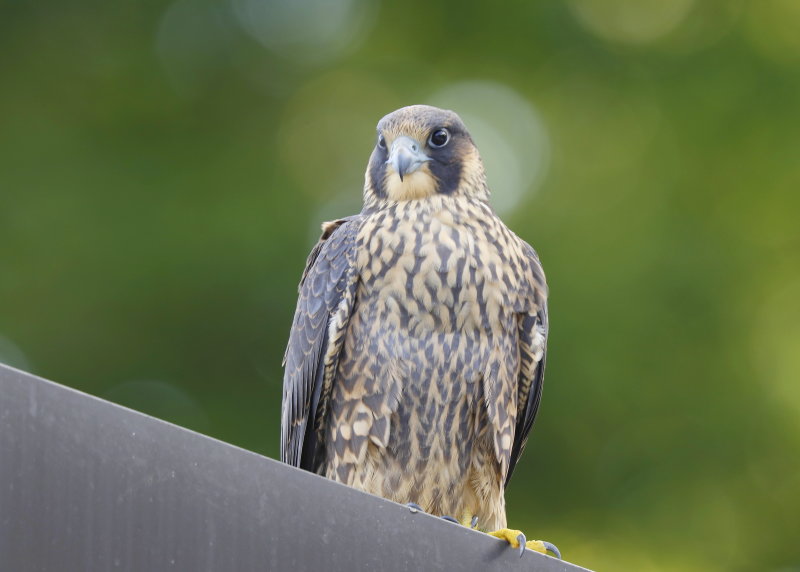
(428, 128, 450, 148)
(377, 134, 387, 149)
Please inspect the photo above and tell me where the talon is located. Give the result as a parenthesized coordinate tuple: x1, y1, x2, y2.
(542, 541, 561, 559)
(406, 502, 423, 514)
(516, 532, 526, 557)
(440, 515, 458, 524)
(470, 515, 479, 529)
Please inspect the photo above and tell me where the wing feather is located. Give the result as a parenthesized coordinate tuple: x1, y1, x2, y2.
(505, 245, 548, 486)
(280, 216, 361, 471)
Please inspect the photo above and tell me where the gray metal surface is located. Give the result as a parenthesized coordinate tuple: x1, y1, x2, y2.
(0, 363, 590, 572)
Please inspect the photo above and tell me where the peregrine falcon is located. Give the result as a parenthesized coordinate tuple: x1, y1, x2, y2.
(281, 105, 552, 555)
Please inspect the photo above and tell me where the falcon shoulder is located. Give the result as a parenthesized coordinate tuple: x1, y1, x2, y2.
(506, 243, 548, 486)
(280, 215, 362, 471)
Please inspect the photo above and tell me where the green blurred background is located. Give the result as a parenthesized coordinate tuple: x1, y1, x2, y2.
(1, 1, 799, 570)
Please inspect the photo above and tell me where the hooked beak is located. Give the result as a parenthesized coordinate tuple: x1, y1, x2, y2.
(387, 136, 430, 181)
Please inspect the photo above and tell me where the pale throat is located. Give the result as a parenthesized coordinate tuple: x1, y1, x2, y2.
(384, 167, 438, 201)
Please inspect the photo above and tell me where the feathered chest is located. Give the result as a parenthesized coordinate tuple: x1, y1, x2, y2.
(355, 200, 522, 336)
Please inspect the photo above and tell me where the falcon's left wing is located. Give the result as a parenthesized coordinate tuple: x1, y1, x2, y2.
(281, 215, 361, 472)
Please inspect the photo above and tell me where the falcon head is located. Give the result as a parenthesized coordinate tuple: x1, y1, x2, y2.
(363, 105, 489, 205)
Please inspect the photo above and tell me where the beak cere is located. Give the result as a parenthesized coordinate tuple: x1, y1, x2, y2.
(387, 136, 429, 181)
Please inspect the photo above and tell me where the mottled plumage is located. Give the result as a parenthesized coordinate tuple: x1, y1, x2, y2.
(281, 105, 548, 531)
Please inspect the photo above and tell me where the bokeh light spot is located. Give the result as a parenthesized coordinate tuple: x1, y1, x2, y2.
(658, 0, 743, 54)
(428, 81, 550, 215)
(231, 0, 379, 65)
(568, 0, 695, 46)
(754, 278, 800, 424)
(743, 0, 800, 65)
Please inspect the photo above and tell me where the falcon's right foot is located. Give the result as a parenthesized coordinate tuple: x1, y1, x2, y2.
(487, 528, 561, 559)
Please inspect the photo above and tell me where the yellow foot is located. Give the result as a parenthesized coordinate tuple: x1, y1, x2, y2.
(487, 529, 560, 559)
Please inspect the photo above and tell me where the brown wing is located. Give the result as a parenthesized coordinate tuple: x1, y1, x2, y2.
(280, 215, 361, 471)
(505, 245, 548, 486)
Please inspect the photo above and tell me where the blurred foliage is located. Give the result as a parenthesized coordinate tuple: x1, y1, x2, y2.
(1, 1, 799, 570)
